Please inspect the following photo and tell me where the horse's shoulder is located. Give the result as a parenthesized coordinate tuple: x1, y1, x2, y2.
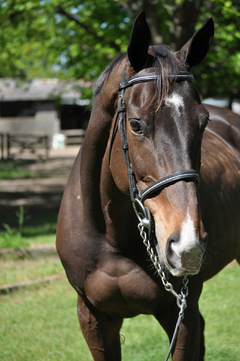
(56, 149, 84, 255)
(60, 148, 81, 207)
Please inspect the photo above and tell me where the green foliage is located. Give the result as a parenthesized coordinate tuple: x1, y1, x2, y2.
(194, 0, 240, 99)
(0, 0, 131, 80)
(0, 223, 24, 249)
(0, 206, 30, 249)
(0, 221, 56, 250)
(0, 1, 240, 100)
(0, 205, 56, 249)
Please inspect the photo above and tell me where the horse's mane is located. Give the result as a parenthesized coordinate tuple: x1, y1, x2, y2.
(93, 53, 127, 97)
(93, 45, 184, 106)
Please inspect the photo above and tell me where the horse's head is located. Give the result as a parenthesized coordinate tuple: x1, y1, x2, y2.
(108, 13, 214, 277)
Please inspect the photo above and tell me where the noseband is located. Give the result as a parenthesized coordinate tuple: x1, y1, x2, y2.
(109, 67, 200, 242)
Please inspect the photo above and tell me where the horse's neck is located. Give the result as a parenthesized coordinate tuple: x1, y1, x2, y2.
(79, 60, 139, 243)
(79, 109, 111, 234)
(100, 152, 140, 251)
(79, 68, 122, 234)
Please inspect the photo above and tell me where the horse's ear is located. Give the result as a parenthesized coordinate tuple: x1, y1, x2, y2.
(127, 12, 151, 72)
(176, 17, 214, 68)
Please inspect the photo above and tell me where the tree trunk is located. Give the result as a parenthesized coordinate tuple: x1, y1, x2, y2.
(116, 0, 141, 19)
(143, 0, 163, 45)
(171, 0, 204, 51)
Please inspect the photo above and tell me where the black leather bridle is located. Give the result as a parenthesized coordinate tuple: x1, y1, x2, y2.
(109, 67, 200, 242)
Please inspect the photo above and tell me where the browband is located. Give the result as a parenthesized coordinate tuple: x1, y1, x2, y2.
(118, 71, 194, 91)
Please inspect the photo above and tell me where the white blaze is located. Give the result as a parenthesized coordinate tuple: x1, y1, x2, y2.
(171, 211, 199, 258)
(165, 93, 184, 116)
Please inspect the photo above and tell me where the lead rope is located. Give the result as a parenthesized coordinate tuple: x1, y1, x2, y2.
(138, 223, 189, 361)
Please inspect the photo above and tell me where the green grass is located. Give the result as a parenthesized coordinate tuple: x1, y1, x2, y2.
(0, 168, 33, 179)
(0, 206, 27, 249)
(22, 223, 57, 238)
(0, 232, 56, 250)
(0, 280, 90, 361)
(0, 225, 28, 249)
(0, 159, 49, 179)
(199, 265, 240, 360)
(0, 263, 239, 360)
(0, 206, 56, 249)
(0, 256, 63, 286)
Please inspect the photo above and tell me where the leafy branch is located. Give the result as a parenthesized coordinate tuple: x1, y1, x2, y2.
(55, 5, 121, 53)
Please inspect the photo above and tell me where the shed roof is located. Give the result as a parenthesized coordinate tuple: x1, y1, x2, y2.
(0, 78, 92, 102)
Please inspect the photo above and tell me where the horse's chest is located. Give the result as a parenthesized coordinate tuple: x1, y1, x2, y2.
(84, 256, 163, 317)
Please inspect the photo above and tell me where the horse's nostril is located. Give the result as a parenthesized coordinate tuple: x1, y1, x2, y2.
(165, 230, 205, 273)
(166, 232, 180, 268)
(168, 232, 180, 245)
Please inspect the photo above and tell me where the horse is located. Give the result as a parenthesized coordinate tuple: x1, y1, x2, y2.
(56, 12, 240, 361)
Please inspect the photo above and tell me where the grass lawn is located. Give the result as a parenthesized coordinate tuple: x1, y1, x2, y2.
(199, 264, 240, 360)
(0, 256, 63, 286)
(0, 206, 57, 250)
(0, 226, 56, 249)
(0, 262, 239, 360)
(0, 228, 56, 249)
(0, 159, 56, 180)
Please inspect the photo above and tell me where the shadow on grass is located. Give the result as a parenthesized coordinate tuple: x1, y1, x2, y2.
(0, 159, 39, 179)
(0, 157, 74, 179)
(0, 200, 59, 233)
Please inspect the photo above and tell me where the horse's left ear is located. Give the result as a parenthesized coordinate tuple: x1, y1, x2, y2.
(127, 11, 152, 72)
(176, 17, 214, 68)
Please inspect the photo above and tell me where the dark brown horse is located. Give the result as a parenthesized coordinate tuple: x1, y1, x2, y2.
(56, 12, 240, 361)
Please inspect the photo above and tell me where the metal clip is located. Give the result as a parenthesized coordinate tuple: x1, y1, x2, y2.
(133, 198, 150, 228)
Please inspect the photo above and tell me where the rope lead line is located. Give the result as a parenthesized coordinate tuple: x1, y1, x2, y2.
(138, 222, 189, 361)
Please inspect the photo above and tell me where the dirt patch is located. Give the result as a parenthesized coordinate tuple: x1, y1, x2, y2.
(0, 146, 79, 230)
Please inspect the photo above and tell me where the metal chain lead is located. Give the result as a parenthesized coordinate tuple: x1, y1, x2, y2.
(138, 222, 189, 361)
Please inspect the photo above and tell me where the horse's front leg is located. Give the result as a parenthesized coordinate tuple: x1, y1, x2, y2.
(155, 276, 205, 361)
(156, 300, 205, 361)
(172, 303, 205, 361)
(77, 296, 123, 361)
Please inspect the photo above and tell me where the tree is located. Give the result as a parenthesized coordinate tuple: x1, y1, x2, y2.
(196, 0, 240, 101)
(0, 0, 130, 80)
(0, 0, 240, 104)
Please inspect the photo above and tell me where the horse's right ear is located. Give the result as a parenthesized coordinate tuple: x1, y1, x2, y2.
(176, 17, 214, 68)
(127, 12, 152, 72)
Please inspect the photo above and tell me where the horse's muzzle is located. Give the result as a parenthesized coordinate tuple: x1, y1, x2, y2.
(165, 231, 208, 276)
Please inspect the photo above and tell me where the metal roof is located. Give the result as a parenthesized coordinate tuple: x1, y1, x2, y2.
(0, 78, 92, 101)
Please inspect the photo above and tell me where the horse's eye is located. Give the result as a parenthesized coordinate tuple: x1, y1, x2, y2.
(129, 119, 143, 134)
